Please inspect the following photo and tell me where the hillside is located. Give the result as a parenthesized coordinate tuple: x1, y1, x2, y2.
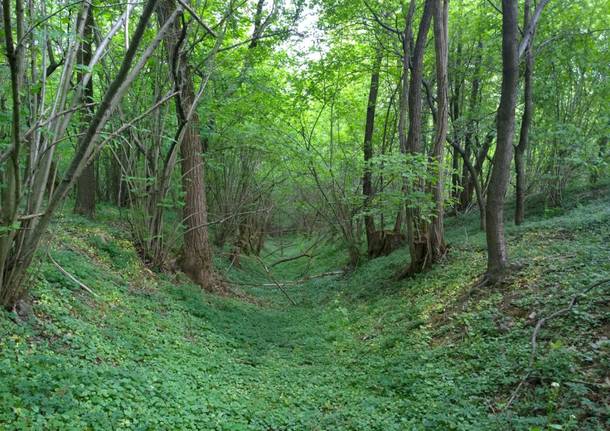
(0, 188, 608, 430)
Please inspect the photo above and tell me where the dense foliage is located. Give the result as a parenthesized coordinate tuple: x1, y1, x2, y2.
(0, 0, 608, 429)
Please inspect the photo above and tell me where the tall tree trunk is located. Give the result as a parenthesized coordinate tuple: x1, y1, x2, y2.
(459, 40, 482, 211)
(156, 0, 218, 289)
(1, 0, 160, 308)
(450, 41, 462, 201)
(451, 141, 486, 231)
(394, 0, 415, 236)
(74, 5, 96, 218)
(514, 0, 534, 226)
(363, 47, 382, 256)
(0, 0, 24, 297)
(485, 0, 520, 283)
(430, 0, 449, 260)
(401, 0, 433, 275)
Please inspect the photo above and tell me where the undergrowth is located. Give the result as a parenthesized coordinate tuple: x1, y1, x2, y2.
(0, 188, 608, 430)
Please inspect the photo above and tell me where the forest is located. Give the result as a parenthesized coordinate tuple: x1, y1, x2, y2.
(0, 0, 609, 429)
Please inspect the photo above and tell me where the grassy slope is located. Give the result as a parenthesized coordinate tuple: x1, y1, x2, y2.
(0, 187, 608, 430)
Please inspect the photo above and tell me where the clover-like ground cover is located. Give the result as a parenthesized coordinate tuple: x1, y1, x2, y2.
(0, 187, 608, 430)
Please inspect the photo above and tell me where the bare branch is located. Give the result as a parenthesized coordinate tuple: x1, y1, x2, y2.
(518, 0, 551, 58)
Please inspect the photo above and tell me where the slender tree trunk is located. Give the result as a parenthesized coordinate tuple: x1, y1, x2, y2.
(363, 47, 382, 256)
(0, 0, 24, 298)
(157, 0, 218, 289)
(450, 41, 462, 201)
(430, 0, 449, 260)
(515, 0, 534, 226)
(74, 6, 96, 217)
(451, 141, 486, 231)
(464, 131, 492, 207)
(459, 40, 482, 210)
(401, 0, 433, 276)
(485, 0, 520, 283)
(1, 0, 160, 308)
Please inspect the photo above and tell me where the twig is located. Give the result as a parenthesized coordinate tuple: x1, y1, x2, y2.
(233, 270, 344, 288)
(254, 256, 296, 306)
(18, 212, 45, 221)
(503, 278, 610, 410)
(270, 253, 311, 268)
(47, 250, 98, 297)
(175, 0, 217, 37)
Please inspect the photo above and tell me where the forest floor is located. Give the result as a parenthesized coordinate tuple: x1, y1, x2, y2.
(0, 185, 608, 430)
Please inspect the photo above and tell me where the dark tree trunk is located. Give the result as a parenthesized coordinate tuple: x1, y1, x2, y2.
(394, 0, 416, 242)
(430, 0, 449, 260)
(402, 0, 433, 275)
(451, 141, 486, 231)
(74, 6, 96, 218)
(515, 0, 534, 226)
(459, 40, 482, 210)
(451, 146, 460, 199)
(157, 0, 218, 290)
(363, 48, 382, 256)
(485, 0, 520, 283)
(464, 131, 493, 207)
(450, 41, 462, 201)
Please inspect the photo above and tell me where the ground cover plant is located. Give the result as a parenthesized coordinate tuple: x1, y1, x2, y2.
(0, 185, 608, 430)
(1, 0, 609, 429)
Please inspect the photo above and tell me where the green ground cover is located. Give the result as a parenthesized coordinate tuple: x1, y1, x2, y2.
(0, 188, 608, 430)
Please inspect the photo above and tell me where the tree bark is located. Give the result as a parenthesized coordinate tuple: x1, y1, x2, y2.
(74, 5, 96, 218)
(156, 0, 218, 290)
(401, 0, 433, 275)
(515, 0, 534, 226)
(430, 0, 449, 260)
(363, 47, 382, 256)
(451, 141, 485, 231)
(459, 40, 482, 211)
(485, 0, 520, 283)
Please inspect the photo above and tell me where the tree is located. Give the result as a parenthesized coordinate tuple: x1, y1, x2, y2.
(430, 0, 449, 260)
(514, 0, 535, 225)
(485, 0, 520, 283)
(156, 0, 220, 290)
(74, 3, 96, 218)
(0, 0, 166, 308)
(402, 0, 433, 275)
(363, 47, 382, 256)
(485, 0, 550, 283)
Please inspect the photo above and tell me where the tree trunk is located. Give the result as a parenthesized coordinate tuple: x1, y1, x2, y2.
(363, 47, 382, 256)
(1, 0, 160, 308)
(430, 0, 449, 260)
(464, 131, 493, 208)
(514, 0, 534, 226)
(156, 0, 218, 290)
(450, 41, 463, 202)
(485, 0, 520, 283)
(451, 141, 486, 231)
(459, 40, 482, 211)
(402, 0, 433, 275)
(73, 7, 96, 218)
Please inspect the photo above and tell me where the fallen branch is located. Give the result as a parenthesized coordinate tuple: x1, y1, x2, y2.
(292, 271, 345, 284)
(254, 256, 296, 306)
(232, 270, 345, 288)
(270, 253, 311, 268)
(504, 278, 610, 410)
(47, 251, 98, 297)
